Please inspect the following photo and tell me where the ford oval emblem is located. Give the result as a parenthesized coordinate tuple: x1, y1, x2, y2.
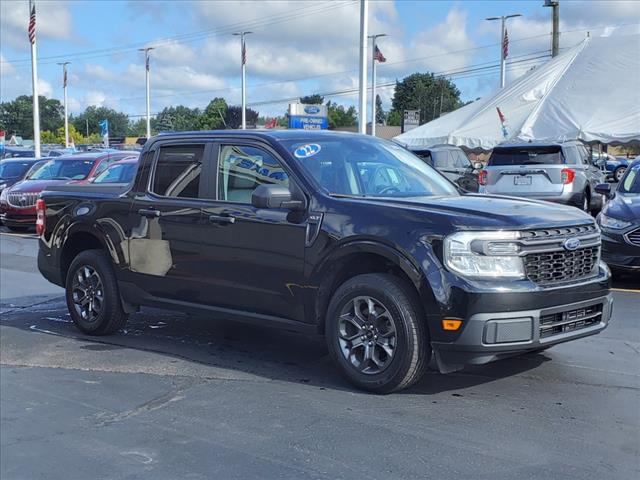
(304, 106, 320, 114)
(563, 237, 581, 251)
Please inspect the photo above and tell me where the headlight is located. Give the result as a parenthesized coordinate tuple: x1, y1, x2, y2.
(443, 231, 525, 279)
(598, 213, 631, 230)
(0, 187, 7, 203)
(0, 183, 6, 191)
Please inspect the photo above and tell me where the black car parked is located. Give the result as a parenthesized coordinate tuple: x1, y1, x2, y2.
(596, 159, 640, 273)
(37, 131, 612, 393)
(410, 144, 481, 192)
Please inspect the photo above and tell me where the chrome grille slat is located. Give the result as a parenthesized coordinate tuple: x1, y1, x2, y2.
(7, 192, 39, 208)
(625, 227, 640, 247)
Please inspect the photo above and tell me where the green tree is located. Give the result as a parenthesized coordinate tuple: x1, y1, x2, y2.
(225, 105, 259, 129)
(299, 94, 324, 105)
(326, 101, 357, 129)
(0, 95, 64, 139)
(154, 105, 201, 132)
(41, 130, 58, 144)
(127, 118, 147, 137)
(390, 73, 462, 125)
(71, 106, 129, 138)
(197, 97, 228, 130)
(387, 110, 402, 127)
(375, 94, 385, 124)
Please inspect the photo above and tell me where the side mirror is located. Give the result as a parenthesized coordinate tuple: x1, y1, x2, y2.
(251, 184, 305, 210)
(473, 162, 483, 170)
(595, 183, 612, 198)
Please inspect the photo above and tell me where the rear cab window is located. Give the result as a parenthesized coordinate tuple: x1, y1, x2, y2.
(151, 145, 204, 198)
(488, 147, 565, 166)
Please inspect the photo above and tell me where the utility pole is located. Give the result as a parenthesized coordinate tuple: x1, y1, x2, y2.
(368, 33, 386, 137)
(28, 0, 41, 158)
(358, 0, 369, 134)
(233, 31, 252, 129)
(138, 47, 154, 138)
(486, 13, 522, 88)
(57, 62, 71, 147)
(544, 0, 560, 57)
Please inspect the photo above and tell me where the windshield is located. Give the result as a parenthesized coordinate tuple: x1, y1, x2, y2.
(92, 162, 137, 184)
(620, 163, 640, 194)
(489, 147, 563, 166)
(28, 158, 96, 180)
(0, 161, 33, 179)
(282, 137, 458, 198)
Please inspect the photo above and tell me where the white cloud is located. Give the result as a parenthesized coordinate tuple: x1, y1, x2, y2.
(0, 0, 73, 51)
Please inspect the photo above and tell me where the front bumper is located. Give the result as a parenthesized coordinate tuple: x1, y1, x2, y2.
(432, 294, 613, 372)
(0, 203, 36, 227)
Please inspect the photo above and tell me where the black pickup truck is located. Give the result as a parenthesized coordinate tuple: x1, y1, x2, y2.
(37, 131, 613, 393)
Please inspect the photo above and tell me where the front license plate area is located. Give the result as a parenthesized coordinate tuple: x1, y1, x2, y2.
(514, 175, 532, 185)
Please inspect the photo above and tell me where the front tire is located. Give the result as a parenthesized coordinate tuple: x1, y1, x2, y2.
(65, 249, 128, 335)
(325, 274, 430, 393)
(614, 166, 626, 183)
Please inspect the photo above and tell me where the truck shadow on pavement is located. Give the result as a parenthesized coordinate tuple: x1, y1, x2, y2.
(1, 298, 549, 395)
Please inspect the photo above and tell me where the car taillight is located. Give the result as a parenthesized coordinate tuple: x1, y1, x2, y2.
(561, 168, 575, 184)
(36, 198, 46, 236)
(478, 169, 487, 186)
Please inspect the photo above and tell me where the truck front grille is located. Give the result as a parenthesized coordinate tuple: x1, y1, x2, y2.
(7, 192, 39, 208)
(539, 303, 603, 338)
(525, 247, 599, 286)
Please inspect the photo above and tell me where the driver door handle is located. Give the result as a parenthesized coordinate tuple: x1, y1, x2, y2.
(138, 208, 161, 218)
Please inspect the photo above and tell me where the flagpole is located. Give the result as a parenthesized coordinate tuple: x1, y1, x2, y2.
(139, 47, 154, 139)
(357, 0, 369, 135)
(29, 0, 41, 158)
(234, 31, 252, 130)
(58, 62, 70, 147)
(486, 14, 521, 89)
(368, 33, 386, 137)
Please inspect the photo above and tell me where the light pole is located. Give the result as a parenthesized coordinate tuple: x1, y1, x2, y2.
(486, 14, 522, 88)
(233, 31, 253, 129)
(544, 0, 560, 57)
(368, 33, 386, 137)
(357, 0, 369, 134)
(138, 47, 154, 138)
(57, 62, 70, 147)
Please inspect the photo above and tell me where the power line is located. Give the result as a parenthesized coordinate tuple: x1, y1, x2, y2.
(2, 1, 356, 67)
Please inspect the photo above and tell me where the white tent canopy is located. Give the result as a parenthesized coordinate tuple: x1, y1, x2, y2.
(394, 34, 640, 151)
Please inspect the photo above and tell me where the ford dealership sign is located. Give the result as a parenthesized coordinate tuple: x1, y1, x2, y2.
(289, 103, 328, 130)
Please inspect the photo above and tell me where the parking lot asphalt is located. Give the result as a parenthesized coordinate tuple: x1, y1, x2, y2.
(1, 229, 639, 479)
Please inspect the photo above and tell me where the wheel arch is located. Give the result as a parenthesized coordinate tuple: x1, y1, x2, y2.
(311, 241, 435, 333)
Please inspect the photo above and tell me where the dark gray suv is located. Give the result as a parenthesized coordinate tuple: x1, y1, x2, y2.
(479, 140, 606, 213)
(410, 144, 481, 192)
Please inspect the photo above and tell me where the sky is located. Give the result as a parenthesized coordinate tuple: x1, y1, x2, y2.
(1, 0, 639, 122)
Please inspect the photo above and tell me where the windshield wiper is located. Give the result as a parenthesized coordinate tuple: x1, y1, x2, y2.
(329, 193, 367, 199)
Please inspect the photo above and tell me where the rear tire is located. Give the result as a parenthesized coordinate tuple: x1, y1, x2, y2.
(65, 249, 128, 335)
(580, 192, 590, 212)
(325, 274, 430, 394)
(614, 166, 626, 183)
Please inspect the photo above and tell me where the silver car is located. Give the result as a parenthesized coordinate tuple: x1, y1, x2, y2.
(479, 140, 606, 213)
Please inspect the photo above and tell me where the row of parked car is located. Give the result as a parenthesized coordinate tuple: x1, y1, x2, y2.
(1, 138, 638, 274)
(0, 151, 139, 231)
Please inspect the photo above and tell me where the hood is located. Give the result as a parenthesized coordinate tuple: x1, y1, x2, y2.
(602, 192, 640, 222)
(361, 194, 594, 230)
(7, 178, 75, 193)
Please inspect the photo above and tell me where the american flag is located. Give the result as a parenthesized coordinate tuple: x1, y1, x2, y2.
(502, 28, 509, 59)
(145, 54, 149, 72)
(28, 3, 36, 45)
(374, 45, 386, 63)
(241, 38, 246, 65)
(63, 68, 67, 88)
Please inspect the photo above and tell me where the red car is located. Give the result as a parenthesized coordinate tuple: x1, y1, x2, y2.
(0, 152, 132, 231)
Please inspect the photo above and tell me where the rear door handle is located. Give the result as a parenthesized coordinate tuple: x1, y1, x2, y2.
(209, 214, 235, 224)
(138, 208, 161, 218)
